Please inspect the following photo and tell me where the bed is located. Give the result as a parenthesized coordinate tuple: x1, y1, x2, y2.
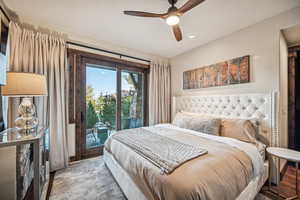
(104, 92, 279, 200)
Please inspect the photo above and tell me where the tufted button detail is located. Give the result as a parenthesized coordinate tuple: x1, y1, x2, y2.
(175, 94, 270, 135)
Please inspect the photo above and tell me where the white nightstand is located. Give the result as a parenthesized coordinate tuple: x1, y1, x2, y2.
(267, 147, 300, 200)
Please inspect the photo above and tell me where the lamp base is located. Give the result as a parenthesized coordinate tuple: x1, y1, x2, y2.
(15, 97, 39, 133)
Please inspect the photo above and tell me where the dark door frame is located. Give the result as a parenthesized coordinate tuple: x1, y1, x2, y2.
(288, 45, 300, 150)
(68, 49, 149, 160)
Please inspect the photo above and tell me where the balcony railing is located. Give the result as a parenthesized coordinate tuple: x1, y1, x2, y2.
(86, 118, 143, 149)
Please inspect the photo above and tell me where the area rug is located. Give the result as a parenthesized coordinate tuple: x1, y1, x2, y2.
(50, 156, 272, 200)
(49, 157, 126, 200)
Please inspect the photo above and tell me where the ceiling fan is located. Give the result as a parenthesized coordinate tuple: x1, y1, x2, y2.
(124, 0, 206, 42)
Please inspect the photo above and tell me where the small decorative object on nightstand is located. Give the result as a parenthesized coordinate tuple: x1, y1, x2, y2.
(1, 72, 48, 134)
(267, 147, 300, 200)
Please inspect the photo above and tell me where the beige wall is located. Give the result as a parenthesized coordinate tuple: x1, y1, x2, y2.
(170, 6, 300, 147)
(170, 6, 300, 97)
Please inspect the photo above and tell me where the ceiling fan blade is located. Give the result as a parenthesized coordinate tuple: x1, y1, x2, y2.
(173, 25, 182, 41)
(124, 11, 166, 18)
(178, 0, 205, 14)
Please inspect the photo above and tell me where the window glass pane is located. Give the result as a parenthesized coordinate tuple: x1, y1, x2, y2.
(86, 65, 116, 149)
(121, 71, 144, 130)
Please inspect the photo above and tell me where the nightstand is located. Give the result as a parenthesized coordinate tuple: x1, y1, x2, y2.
(267, 147, 300, 200)
(0, 127, 49, 200)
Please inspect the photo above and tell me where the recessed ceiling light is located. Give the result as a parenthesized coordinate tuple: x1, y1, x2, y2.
(188, 35, 196, 39)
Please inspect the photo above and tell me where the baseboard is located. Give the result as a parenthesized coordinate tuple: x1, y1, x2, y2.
(69, 156, 76, 162)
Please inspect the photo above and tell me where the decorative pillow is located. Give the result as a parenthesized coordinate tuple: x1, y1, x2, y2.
(220, 119, 258, 144)
(172, 112, 221, 135)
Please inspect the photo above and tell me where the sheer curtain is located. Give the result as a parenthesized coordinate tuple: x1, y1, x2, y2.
(6, 21, 69, 171)
(149, 62, 171, 125)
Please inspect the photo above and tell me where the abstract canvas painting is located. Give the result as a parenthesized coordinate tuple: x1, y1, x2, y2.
(183, 55, 250, 89)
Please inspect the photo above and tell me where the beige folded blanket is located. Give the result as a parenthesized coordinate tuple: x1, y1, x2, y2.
(109, 127, 207, 174)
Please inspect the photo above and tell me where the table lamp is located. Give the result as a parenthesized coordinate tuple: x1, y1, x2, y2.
(1, 72, 48, 133)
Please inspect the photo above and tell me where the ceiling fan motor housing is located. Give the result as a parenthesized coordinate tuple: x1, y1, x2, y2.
(168, 0, 178, 6)
(168, 6, 178, 13)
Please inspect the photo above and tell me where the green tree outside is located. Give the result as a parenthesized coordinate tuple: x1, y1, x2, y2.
(86, 101, 99, 129)
(98, 95, 116, 130)
(86, 85, 95, 106)
(86, 72, 143, 131)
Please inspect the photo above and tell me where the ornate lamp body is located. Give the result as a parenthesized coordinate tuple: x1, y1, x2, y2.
(15, 97, 39, 133)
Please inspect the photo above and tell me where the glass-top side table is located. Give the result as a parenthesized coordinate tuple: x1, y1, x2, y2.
(0, 127, 49, 200)
(0, 127, 46, 146)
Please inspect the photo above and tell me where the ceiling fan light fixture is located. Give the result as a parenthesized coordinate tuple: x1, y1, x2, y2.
(166, 15, 180, 26)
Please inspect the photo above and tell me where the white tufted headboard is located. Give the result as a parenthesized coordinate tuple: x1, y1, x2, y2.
(172, 92, 279, 147)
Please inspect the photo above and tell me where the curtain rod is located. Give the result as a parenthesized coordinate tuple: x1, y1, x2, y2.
(0, 5, 10, 23)
(67, 41, 151, 63)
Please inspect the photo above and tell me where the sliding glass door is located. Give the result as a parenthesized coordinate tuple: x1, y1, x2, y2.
(78, 57, 148, 158)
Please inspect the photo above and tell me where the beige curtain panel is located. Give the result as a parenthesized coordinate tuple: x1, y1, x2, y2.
(6, 21, 69, 171)
(149, 62, 171, 125)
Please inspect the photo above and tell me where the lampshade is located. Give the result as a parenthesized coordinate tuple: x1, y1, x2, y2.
(1, 72, 48, 97)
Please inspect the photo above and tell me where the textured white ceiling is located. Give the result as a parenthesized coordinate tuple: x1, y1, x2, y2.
(5, 0, 300, 58)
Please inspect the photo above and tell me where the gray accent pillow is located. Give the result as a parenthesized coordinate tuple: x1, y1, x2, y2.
(172, 112, 221, 135)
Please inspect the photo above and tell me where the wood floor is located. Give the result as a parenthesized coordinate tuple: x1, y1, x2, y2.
(261, 164, 300, 200)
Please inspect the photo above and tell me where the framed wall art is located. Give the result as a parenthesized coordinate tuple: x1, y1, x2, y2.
(183, 55, 250, 89)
